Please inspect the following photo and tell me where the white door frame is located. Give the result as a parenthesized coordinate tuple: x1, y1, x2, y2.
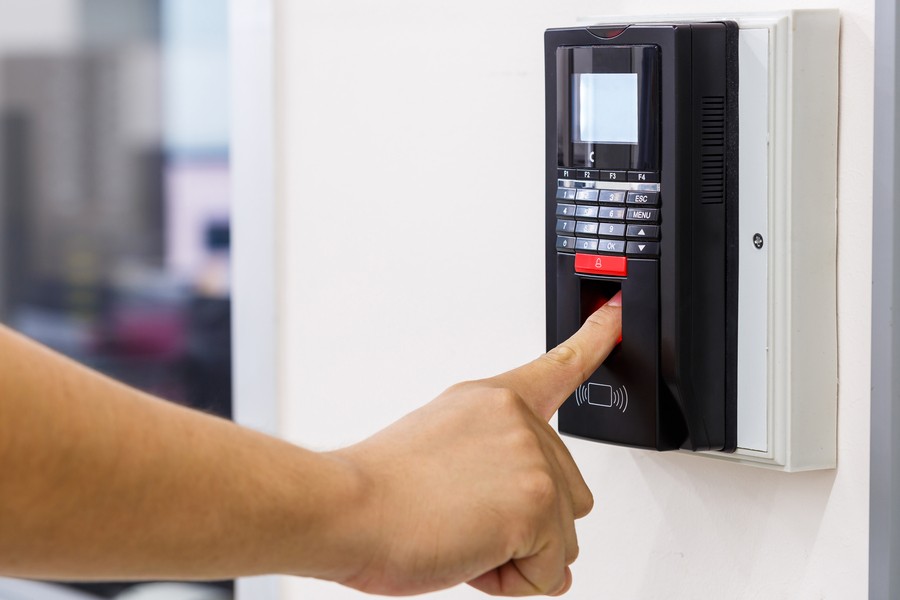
(870, 0, 900, 597)
(230, 0, 282, 598)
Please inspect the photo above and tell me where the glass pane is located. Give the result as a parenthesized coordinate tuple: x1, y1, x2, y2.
(0, 0, 232, 597)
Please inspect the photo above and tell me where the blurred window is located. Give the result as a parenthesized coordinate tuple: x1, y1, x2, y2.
(0, 0, 232, 597)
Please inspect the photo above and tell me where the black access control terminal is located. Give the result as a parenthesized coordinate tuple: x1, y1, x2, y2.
(545, 22, 739, 452)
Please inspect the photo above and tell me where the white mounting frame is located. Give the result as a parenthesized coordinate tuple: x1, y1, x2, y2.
(579, 10, 840, 471)
(727, 10, 838, 471)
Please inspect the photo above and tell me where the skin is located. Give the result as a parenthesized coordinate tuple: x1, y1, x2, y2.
(0, 292, 621, 597)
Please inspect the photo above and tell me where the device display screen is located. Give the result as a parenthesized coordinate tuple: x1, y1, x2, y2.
(571, 73, 639, 144)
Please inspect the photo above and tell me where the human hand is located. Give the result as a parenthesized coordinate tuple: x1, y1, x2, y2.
(330, 292, 622, 596)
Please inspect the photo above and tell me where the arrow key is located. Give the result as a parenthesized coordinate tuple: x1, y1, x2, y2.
(626, 241, 660, 256)
(626, 224, 660, 239)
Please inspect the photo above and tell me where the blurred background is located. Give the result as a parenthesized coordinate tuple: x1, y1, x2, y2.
(0, 0, 233, 598)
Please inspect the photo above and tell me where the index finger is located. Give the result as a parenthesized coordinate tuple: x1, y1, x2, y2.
(491, 292, 622, 421)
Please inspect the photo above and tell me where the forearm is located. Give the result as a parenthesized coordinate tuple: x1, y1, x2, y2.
(0, 325, 366, 582)
(0, 290, 621, 596)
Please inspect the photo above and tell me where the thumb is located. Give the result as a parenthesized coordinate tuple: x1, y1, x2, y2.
(492, 291, 622, 421)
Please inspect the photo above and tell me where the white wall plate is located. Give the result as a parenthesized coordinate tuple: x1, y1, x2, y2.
(577, 10, 840, 471)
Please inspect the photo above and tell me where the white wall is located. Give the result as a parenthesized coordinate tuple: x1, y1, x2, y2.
(277, 0, 873, 598)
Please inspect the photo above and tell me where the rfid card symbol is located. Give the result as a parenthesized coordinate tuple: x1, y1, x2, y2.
(575, 383, 628, 413)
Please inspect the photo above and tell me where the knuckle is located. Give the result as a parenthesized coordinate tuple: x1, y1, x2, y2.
(553, 573, 569, 595)
(552, 575, 572, 596)
(541, 571, 568, 596)
(504, 424, 547, 458)
(505, 427, 542, 455)
(443, 379, 479, 395)
(543, 342, 579, 369)
(489, 387, 526, 414)
(542, 343, 585, 382)
(493, 386, 521, 405)
(566, 540, 580, 565)
(520, 470, 558, 510)
(574, 488, 595, 518)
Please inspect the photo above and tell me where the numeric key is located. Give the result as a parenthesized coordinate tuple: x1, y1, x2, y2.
(575, 189, 600, 202)
(575, 221, 599, 235)
(575, 237, 599, 252)
(598, 222, 626, 237)
(556, 219, 576, 234)
(575, 205, 599, 219)
(556, 203, 576, 217)
(556, 187, 577, 200)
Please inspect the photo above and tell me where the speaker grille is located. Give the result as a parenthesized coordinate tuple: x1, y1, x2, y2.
(700, 96, 726, 204)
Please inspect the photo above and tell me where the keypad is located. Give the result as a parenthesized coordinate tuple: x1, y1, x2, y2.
(555, 169, 661, 256)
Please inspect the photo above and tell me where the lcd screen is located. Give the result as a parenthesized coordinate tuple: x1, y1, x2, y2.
(572, 73, 639, 144)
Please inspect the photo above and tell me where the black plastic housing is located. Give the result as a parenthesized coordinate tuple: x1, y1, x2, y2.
(545, 23, 739, 452)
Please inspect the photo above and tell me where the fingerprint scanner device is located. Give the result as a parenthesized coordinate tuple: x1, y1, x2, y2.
(545, 12, 840, 469)
(545, 22, 739, 452)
